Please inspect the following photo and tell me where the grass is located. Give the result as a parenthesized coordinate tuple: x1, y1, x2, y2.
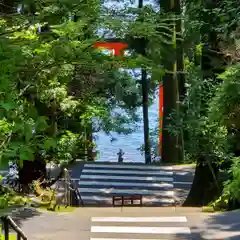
(0, 225, 17, 240)
(202, 206, 215, 213)
(0, 193, 31, 214)
(39, 204, 76, 212)
(0, 235, 16, 240)
(37, 200, 76, 212)
(202, 206, 227, 213)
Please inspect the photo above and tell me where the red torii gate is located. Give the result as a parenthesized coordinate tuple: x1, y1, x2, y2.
(94, 42, 128, 56)
(94, 41, 164, 156)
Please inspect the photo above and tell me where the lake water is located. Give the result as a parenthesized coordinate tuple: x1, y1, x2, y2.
(96, 93, 159, 163)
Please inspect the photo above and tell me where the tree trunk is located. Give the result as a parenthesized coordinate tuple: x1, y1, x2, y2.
(175, 0, 185, 101)
(86, 121, 94, 161)
(162, 72, 178, 163)
(160, 0, 179, 163)
(183, 160, 219, 206)
(50, 100, 58, 137)
(141, 69, 151, 164)
(138, 0, 151, 164)
(175, 0, 185, 162)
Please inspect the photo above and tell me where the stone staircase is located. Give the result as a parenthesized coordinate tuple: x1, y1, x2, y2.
(78, 162, 176, 206)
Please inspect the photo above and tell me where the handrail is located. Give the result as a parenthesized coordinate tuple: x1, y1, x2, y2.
(49, 168, 83, 209)
(63, 168, 71, 207)
(1, 215, 27, 240)
(60, 168, 83, 206)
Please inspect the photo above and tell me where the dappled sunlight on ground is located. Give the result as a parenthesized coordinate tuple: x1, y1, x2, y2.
(199, 210, 240, 239)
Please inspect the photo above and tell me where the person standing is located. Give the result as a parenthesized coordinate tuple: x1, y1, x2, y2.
(117, 149, 124, 163)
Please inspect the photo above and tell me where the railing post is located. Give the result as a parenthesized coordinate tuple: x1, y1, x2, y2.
(63, 168, 72, 207)
(64, 168, 68, 207)
(1, 216, 27, 240)
(3, 216, 9, 240)
(17, 232, 21, 240)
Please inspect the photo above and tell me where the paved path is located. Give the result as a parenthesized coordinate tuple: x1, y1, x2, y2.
(172, 164, 195, 205)
(16, 207, 205, 240)
(9, 202, 240, 240)
(199, 210, 240, 239)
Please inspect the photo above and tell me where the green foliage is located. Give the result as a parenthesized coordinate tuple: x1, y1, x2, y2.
(0, 179, 29, 209)
(166, 61, 230, 164)
(209, 64, 240, 129)
(0, 0, 171, 168)
(0, 193, 11, 209)
(223, 157, 240, 201)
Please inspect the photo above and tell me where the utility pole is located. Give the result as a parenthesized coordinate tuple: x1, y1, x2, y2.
(138, 0, 151, 164)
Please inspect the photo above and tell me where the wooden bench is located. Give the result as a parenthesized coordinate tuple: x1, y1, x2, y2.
(112, 195, 142, 206)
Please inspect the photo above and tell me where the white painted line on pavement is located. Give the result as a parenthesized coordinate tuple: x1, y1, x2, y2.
(85, 164, 173, 171)
(79, 188, 174, 197)
(80, 175, 173, 182)
(82, 169, 173, 176)
(79, 181, 173, 188)
(91, 226, 191, 234)
(92, 217, 187, 223)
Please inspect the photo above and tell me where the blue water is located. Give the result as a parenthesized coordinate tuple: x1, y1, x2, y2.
(96, 93, 159, 163)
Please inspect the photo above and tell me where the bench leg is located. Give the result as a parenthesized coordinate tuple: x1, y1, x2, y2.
(131, 199, 133, 204)
(140, 197, 142, 206)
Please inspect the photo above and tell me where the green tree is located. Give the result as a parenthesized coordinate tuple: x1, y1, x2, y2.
(0, 0, 171, 187)
(179, 0, 239, 206)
